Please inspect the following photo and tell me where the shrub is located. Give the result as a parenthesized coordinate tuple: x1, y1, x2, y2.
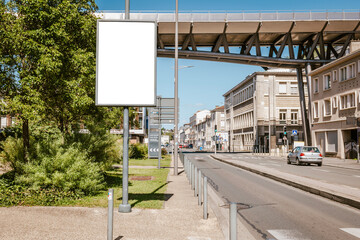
(65, 132, 121, 171)
(0, 136, 26, 173)
(129, 143, 148, 159)
(0, 177, 81, 206)
(161, 148, 167, 156)
(16, 142, 104, 195)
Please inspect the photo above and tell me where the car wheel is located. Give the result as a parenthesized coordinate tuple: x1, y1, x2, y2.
(318, 163, 322, 167)
(287, 157, 291, 164)
(296, 158, 300, 165)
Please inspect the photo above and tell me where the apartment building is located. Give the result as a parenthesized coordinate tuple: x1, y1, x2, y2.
(309, 46, 360, 159)
(205, 106, 227, 151)
(189, 110, 210, 148)
(224, 69, 307, 152)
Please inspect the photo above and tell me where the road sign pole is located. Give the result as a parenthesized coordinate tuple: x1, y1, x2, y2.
(119, 0, 131, 213)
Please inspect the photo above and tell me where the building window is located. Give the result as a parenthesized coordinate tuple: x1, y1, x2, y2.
(279, 82, 287, 94)
(340, 63, 356, 81)
(348, 63, 355, 79)
(332, 96, 338, 108)
(358, 60, 360, 73)
(291, 110, 298, 124)
(290, 83, 298, 95)
(313, 102, 319, 119)
(314, 78, 319, 93)
(0, 116, 6, 128)
(340, 67, 347, 81)
(279, 110, 286, 124)
(340, 92, 356, 110)
(333, 70, 337, 81)
(323, 74, 331, 90)
(323, 99, 332, 117)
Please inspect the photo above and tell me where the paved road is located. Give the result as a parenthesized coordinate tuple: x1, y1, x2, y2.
(186, 153, 360, 240)
(219, 153, 360, 189)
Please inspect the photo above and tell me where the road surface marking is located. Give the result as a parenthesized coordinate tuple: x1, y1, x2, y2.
(340, 228, 360, 238)
(259, 163, 281, 167)
(353, 175, 360, 178)
(268, 229, 310, 240)
(311, 168, 330, 172)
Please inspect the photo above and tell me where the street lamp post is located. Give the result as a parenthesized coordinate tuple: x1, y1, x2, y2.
(174, 0, 179, 175)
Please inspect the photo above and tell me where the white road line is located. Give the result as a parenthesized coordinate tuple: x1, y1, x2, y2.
(340, 228, 360, 238)
(353, 175, 360, 178)
(268, 229, 310, 240)
(311, 168, 330, 172)
(259, 163, 281, 167)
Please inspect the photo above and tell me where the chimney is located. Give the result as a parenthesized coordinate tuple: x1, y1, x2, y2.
(350, 40, 360, 53)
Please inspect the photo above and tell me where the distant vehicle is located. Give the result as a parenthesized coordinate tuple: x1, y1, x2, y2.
(287, 146, 323, 166)
(183, 143, 189, 148)
(188, 144, 193, 149)
(179, 144, 183, 148)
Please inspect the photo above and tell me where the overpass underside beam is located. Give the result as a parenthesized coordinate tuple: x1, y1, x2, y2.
(157, 20, 360, 68)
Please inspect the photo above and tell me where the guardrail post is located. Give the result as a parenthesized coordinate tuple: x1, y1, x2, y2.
(192, 163, 195, 190)
(194, 166, 198, 196)
(190, 162, 193, 186)
(107, 189, 114, 240)
(203, 176, 208, 220)
(198, 169, 202, 205)
(230, 202, 237, 240)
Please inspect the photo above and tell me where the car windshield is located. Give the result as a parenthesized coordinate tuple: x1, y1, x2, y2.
(302, 147, 320, 153)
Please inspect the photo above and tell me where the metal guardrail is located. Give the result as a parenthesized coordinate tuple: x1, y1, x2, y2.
(183, 154, 238, 239)
(99, 10, 360, 22)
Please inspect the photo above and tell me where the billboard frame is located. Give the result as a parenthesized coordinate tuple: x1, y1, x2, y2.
(95, 19, 157, 107)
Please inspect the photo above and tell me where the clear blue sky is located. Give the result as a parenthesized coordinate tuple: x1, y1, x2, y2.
(96, 0, 359, 127)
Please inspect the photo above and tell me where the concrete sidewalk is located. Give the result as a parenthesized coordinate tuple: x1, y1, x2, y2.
(211, 153, 360, 210)
(0, 159, 225, 240)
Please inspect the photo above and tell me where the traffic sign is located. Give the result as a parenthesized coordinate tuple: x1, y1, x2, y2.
(292, 130, 298, 136)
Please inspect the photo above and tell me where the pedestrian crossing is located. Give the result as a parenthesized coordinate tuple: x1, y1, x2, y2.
(267, 228, 360, 239)
(340, 228, 360, 238)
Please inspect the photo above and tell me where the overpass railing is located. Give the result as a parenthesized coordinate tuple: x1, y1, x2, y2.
(99, 9, 360, 22)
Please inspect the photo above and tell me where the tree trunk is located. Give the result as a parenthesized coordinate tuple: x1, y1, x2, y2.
(22, 118, 30, 161)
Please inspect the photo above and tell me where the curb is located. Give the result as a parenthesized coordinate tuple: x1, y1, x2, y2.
(210, 155, 360, 210)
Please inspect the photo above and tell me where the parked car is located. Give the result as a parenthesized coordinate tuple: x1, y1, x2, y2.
(287, 146, 323, 166)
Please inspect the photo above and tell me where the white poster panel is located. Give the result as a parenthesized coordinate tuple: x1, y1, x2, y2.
(96, 20, 157, 106)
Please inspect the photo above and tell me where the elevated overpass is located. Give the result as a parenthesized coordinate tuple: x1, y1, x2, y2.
(99, 10, 360, 69)
(98, 10, 360, 145)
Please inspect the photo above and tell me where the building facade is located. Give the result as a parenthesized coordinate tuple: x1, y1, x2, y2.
(204, 106, 227, 151)
(224, 69, 307, 153)
(189, 110, 210, 149)
(309, 47, 360, 159)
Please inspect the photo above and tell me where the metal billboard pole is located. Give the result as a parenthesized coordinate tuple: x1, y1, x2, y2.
(174, 0, 179, 176)
(119, 0, 131, 213)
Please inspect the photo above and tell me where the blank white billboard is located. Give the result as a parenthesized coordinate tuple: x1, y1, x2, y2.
(96, 20, 157, 106)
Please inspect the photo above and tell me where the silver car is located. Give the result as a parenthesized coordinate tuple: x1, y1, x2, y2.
(287, 146, 323, 166)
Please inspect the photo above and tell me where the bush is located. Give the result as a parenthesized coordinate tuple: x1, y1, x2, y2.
(129, 143, 148, 159)
(161, 148, 167, 156)
(0, 136, 26, 173)
(0, 177, 81, 206)
(16, 142, 105, 195)
(65, 132, 121, 171)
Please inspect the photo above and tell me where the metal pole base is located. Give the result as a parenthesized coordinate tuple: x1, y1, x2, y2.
(119, 204, 131, 213)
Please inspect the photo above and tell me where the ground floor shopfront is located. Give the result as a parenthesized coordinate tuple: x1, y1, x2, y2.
(312, 127, 359, 159)
(311, 118, 360, 159)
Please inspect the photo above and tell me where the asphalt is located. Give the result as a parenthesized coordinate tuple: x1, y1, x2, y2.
(210, 153, 360, 210)
(0, 157, 225, 240)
